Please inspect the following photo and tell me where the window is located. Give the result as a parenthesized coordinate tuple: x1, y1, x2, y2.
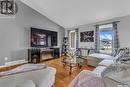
(69, 30, 76, 49)
(99, 24, 113, 54)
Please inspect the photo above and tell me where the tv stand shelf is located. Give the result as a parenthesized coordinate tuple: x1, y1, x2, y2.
(28, 47, 60, 63)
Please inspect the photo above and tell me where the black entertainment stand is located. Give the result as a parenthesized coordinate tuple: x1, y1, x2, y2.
(28, 47, 60, 63)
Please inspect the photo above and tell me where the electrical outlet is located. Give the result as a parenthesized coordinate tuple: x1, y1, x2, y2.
(4, 57, 8, 61)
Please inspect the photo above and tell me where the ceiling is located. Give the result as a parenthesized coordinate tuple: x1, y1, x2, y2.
(21, 0, 130, 28)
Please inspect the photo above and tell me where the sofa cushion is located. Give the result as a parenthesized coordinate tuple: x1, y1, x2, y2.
(114, 48, 130, 62)
(88, 53, 114, 60)
(0, 67, 56, 87)
(0, 64, 47, 77)
(92, 66, 107, 76)
(114, 50, 127, 62)
(87, 53, 115, 67)
(98, 60, 114, 67)
(16, 80, 35, 87)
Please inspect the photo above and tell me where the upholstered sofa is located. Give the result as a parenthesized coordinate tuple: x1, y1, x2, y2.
(87, 48, 130, 67)
(0, 67, 56, 87)
(69, 48, 130, 87)
(88, 48, 130, 76)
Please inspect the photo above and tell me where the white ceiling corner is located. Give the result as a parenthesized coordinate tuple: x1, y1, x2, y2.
(21, 0, 130, 28)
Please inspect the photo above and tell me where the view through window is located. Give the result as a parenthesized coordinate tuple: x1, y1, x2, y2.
(99, 24, 113, 54)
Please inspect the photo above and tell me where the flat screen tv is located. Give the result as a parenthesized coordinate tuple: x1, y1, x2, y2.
(31, 28, 57, 47)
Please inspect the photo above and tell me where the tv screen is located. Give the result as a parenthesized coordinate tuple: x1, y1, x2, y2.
(31, 28, 57, 47)
(31, 33, 46, 46)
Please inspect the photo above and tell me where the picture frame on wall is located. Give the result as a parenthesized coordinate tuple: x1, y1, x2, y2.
(80, 31, 94, 42)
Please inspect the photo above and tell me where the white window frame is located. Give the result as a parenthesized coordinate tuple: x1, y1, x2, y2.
(99, 24, 113, 54)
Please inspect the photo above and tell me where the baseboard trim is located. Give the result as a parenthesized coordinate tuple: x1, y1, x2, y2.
(0, 59, 28, 68)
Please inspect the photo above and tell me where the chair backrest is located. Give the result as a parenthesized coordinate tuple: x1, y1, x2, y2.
(76, 48, 95, 57)
(76, 48, 88, 57)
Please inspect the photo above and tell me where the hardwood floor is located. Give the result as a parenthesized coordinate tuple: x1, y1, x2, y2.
(0, 57, 95, 87)
(44, 58, 95, 87)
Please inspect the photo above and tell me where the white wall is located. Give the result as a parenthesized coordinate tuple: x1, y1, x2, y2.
(66, 15, 130, 48)
(0, 0, 65, 65)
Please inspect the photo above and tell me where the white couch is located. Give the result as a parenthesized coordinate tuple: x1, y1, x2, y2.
(69, 48, 130, 87)
(88, 48, 130, 75)
(0, 67, 56, 87)
(87, 53, 114, 67)
(98, 59, 114, 67)
(87, 53, 118, 76)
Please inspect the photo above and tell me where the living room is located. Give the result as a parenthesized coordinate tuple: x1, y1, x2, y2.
(0, 0, 130, 87)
